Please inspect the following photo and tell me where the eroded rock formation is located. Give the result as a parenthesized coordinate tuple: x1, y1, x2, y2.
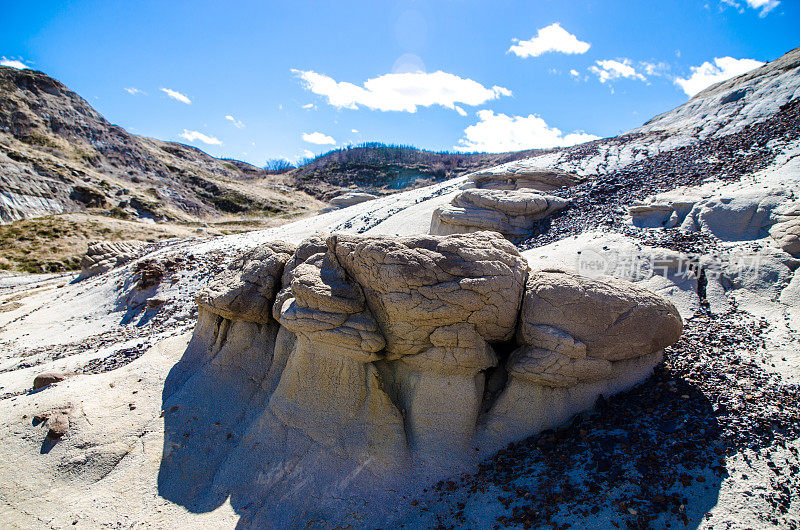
(469, 168, 583, 191)
(271, 239, 407, 464)
(332, 232, 527, 457)
(430, 188, 570, 241)
(770, 216, 800, 257)
(322, 191, 378, 212)
(478, 269, 683, 448)
(77, 240, 146, 279)
(183, 231, 682, 471)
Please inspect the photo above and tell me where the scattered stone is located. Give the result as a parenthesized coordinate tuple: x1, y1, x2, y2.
(32, 372, 70, 390)
(46, 413, 69, 440)
(145, 297, 165, 308)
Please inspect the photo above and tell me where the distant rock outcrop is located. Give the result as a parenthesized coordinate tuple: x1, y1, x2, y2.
(469, 168, 583, 191)
(77, 240, 146, 279)
(629, 182, 800, 257)
(320, 191, 378, 212)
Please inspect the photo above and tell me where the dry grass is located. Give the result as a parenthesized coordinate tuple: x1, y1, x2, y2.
(0, 212, 313, 273)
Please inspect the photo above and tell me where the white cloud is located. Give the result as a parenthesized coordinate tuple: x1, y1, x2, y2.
(508, 23, 590, 59)
(351, 129, 359, 133)
(303, 149, 315, 158)
(588, 59, 646, 83)
(225, 115, 245, 128)
(301, 103, 316, 110)
(456, 110, 600, 152)
(293, 69, 511, 113)
(454, 105, 467, 116)
(160, 88, 191, 104)
(179, 129, 222, 145)
(0, 57, 30, 69)
(302, 132, 336, 145)
(722, 0, 780, 16)
(674, 56, 764, 97)
(124, 87, 144, 95)
(569, 69, 580, 77)
(746, 0, 780, 16)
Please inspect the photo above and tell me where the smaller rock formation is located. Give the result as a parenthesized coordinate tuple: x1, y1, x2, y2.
(769, 217, 800, 256)
(469, 168, 582, 191)
(628, 203, 682, 228)
(479, 268, 682, 450)
(77, 240, 145, 279)
(321, 191, 378, 212)
(430, 188, 569, 241)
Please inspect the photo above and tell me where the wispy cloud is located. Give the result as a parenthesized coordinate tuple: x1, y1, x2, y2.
(302, 132, 336, 145)
(721, 0, 780, 16)
(301, 103, 316, 110)
(456, 110, 599, 152)
(640, 61, 670, 77)
(179, 129, 221, 145)
(674, 56, 764, 97)
(588, 59, 646, 83)
(508, 23, 590, 59)
(293, 69, 511, 113)
(0, 57, 31, 70)
(351, 129, 359, 133)
(124, 87, 145, 95)
(225, 115, 245, 128)
(160, 87, 192, 104)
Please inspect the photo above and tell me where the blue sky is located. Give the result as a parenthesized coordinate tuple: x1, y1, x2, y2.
(1, 0, 797, 165)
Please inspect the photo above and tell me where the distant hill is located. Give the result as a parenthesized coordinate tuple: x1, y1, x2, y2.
(0, 66, 320, 223)
(286, 143, 545, 200)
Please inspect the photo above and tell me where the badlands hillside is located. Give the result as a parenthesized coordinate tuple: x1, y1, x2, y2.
(286, 142, 539, 200)
(0, 65, 322, 225)
(0, 47, 799, 529)
(0, 66, 537, 274)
